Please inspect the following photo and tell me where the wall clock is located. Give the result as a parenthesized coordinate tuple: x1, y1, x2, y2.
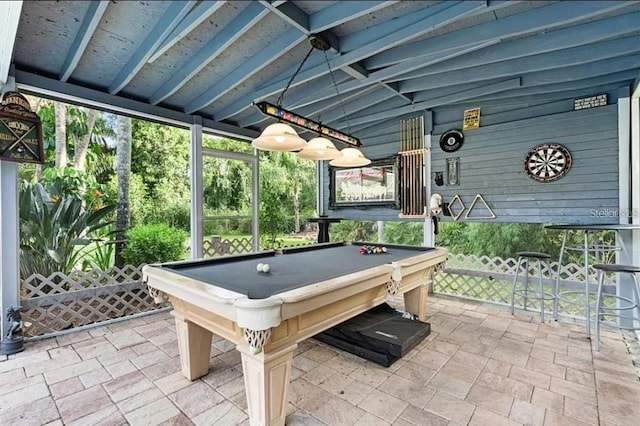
(524, 143, 572, 182)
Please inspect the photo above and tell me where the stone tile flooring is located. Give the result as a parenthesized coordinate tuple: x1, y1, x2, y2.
(1, 295, 639, 425)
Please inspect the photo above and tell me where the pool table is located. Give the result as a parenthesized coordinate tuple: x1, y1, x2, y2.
(143, 241, 447, 426)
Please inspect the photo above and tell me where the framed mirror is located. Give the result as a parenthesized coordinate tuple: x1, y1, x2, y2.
(329, 156, 400, 208)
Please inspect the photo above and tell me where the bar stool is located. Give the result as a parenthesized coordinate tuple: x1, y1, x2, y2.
(592, 264, 640, 351)
(510, 252, 555, 321)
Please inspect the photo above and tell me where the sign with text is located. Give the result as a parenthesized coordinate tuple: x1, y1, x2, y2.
(0, 92, 44, 164)
(573, 94, 607, 111)
(463, 107, 480, 130)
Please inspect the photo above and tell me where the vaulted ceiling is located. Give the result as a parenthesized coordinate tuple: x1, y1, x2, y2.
(7, 1, 640, 145)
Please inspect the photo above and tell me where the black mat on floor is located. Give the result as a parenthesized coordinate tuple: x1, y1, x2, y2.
(313, 303, 431, 367)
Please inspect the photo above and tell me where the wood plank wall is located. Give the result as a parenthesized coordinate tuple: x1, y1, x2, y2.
(323, 89, 621, 224)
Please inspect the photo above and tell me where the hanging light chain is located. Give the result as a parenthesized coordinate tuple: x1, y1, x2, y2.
(324, 50, 351, 134)
(276, 46, 315, 107)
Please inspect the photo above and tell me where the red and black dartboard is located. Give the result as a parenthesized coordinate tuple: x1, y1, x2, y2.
(524, 143, 572, 182)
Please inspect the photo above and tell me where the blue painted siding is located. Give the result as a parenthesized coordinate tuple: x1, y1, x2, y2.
(325, 91, 620, 224)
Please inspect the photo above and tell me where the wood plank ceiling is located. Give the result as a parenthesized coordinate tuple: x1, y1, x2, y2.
(8, 1, 640, 145)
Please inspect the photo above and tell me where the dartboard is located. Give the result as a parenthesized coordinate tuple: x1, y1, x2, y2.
(524, 143, 572, 182)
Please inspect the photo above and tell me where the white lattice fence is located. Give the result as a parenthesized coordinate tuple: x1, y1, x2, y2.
(203, 236, 254, 257)
(203, 236, 316, 257)
(20, 265, 165, 338)
(434, 253, 616, 317)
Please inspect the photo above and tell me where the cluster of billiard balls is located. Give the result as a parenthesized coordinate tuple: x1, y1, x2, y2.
(256, 263, 271, 273)
(359, 245, 388, 255)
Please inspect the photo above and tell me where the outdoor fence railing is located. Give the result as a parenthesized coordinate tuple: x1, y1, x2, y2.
(20, 265, 164, 338)
(434, 253, 616, 317)
(20, 241, 616, 338)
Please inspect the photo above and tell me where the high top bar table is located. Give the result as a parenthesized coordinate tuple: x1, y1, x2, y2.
(546, 224, 640, 338)
(308, 216, 342, 243)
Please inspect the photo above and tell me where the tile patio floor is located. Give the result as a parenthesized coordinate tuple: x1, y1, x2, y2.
(1, 295, 639, 426)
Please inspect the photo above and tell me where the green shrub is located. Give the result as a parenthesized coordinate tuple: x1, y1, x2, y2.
(331, 220, 377, 242)
(121, 223, 187, 265)
(144, 202, 191, 232)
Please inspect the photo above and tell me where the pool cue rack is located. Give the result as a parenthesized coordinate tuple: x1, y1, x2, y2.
(398, 116, 429, 218)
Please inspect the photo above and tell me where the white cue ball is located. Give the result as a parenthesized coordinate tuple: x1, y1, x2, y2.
(257, 263, 264, 272)
(262, 263, 271, 273)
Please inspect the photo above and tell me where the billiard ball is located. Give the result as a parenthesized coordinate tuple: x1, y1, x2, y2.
(262, 263, 271, 273)
(257, 263, 264, 272)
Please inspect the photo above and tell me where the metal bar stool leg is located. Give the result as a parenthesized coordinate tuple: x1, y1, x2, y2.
(594, 269, 605, 352)
(510, 256, 523, 315)
(631, 274, 640, 330)
(553, 231, 568, 321)
(523, 258, 529, 312)
(584, 232, 591, 339)
(538, 259, 545, 322)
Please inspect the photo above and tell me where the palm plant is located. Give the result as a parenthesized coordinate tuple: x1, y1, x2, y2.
(19, 178, 116, 279)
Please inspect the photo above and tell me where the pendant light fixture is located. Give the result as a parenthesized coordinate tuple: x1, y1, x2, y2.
(251, 122, 306, 152)
(296, 136, 340, 160)
(329, 147, 371, 167)
(252, 35, 369, 165)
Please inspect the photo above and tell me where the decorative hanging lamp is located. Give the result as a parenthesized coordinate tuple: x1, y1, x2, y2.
(296, 136, 339, 160)
(252, 34, 369, 164)
(251, 122, 306, 152)
(329, 147, 371, 167)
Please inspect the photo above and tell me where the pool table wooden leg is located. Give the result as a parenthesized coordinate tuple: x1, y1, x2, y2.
(237, 344, 297, 426)
(404, 282, 428, 321)
(173, 310, 212, 381)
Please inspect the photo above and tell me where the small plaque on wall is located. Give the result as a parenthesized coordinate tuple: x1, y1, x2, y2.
(446, 157, 460, 186)
(0, 91, 44, 164)
(463, 107, 480, 130)
(573, 94, 607, 110)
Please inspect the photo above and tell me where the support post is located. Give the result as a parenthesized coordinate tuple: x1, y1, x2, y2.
(190, 116, 203, 259)
(0, 77, 20, 338)
(617, 86, 638, 327)
(630, 85, 640, 328)
(252, 150, 259, 252)
(423, 111, 435, 248)
(0, 160, 20, 338)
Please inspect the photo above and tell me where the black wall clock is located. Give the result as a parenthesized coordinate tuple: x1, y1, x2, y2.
(439, 129, 464, 152)
(524, 143, 572, 182)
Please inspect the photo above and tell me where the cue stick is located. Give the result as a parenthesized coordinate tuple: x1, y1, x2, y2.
(413, 122, 417, 214)
(400, 120, 407, 214)
(415, 120, 419, 214)
(405, 121, 409, 214)
(418, 118, 423, 214)
(417, 120, 422, 214)
(416, 120, 420, 214)
(406, 124, 410, 215)
(409, 125, 414, 214)
(400, 120, 406, 214)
